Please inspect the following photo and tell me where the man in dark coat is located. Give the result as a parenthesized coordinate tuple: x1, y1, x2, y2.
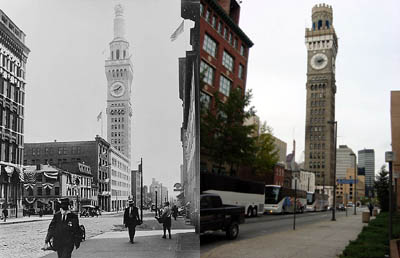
(44, 198, 81, 258)
(368, 202, 374, 216)
(123, 199, 141, 243)
(161, 202, 172, 239)
(2, 206, 8, 222)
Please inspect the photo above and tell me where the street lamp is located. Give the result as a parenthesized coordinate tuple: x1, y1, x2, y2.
(386, 151, 396, 240)
(349, 153, 357, 215)
(327, 120, 337, 221)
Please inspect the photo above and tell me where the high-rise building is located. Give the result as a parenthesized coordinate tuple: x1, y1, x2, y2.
(358, 149, 375, 197)
(336, 145, 355, 179)
(391, 91, 400, 209)
(105, 4, 133, 159)
(0, 9, 30, 218)
(304, 4, 338, 186)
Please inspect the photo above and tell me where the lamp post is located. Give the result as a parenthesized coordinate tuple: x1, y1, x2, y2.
(327, 120, 337, 221)
(350, 153, 357, 215)
(155, 189, 158, 217)
(386, 151, 395, 241)
(139, 158, 143, 221)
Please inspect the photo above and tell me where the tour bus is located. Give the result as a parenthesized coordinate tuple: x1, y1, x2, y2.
(306, 192, 328, 212)
(264, 185, 307, 214)
(200, 173, 265, 217)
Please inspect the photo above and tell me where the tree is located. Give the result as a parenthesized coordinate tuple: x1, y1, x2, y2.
(201, 87, 256, 175)
(253, 122, 279, 175)
(374, 165, 389, 212)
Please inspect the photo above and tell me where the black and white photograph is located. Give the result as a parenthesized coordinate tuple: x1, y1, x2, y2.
(0, 0, 200, 257)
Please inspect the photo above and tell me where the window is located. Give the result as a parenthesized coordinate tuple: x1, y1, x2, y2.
(223, 27, 227, 39)
(238, 64, 244, 79)
(116, 49, 120, 59)
(240, 45, 245, 56)
(219, 75, 232, 96)
(233, 38, 238, 49)
(45, 187, 51, 196)
(200, 61, 214, 85)
(200, 91, 211, 109)
(212, 16, 216, 28)
(228, 33, 232, 44)
(222, 51, 234, 72)
(205, 9, 210, 22)
(318, 20, 322, 30)
(326, 20, 330, 29)
(200, 3, 203, 16)
(218, 21, 222, 34)
(203, 34, 217, 57)
(37, 187, 42, 196)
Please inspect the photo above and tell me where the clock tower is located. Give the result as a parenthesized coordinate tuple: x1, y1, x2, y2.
(304, 4, 338, 187)
(105, 4, 133, 158)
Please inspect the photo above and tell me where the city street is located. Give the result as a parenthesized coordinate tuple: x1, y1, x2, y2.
(0, 211, 198, 258)
(201, 208, 362, 255)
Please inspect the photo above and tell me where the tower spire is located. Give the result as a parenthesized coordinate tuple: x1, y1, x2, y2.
(113, 4, 125, 40)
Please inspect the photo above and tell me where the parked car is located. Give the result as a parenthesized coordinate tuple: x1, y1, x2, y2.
(200, 193, 245, 239)
(337, 204, 346, 211)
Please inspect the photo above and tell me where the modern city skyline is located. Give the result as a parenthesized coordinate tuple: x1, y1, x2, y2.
(336, 145, 355, 179)
(358, 148, 375, 197)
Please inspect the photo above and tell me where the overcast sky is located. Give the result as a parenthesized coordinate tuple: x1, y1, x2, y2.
(0, 0, 193, 196)
(239, 0, 400, 174)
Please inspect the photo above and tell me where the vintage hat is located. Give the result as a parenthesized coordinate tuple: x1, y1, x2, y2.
(128, 199, 134, 204)
(59, 198, 70, 209)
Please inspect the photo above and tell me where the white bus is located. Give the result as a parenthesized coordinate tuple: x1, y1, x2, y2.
(264, 185, 307, 214)
(201, 173, 265, 217)
(306, 192, 328, 212)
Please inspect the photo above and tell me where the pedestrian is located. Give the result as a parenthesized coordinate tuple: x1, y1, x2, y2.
(172, 205, 178, 221)
(39, 208, 43, 218)
(161, 202, 172, 239)
(2, 205, 8, 222)
(123, 199, 141, 244)
(43, 198, 82, 258)
(368, 202, 374, 216)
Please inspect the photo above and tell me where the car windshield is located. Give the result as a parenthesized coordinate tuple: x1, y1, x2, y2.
(306, 193, 314, 204)
(265, 186, 280, 204)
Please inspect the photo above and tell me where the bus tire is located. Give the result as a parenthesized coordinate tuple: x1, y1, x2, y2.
(226, 222, 239, 240)
(247, 207, 253, 217)
(253, 207, 258, 217)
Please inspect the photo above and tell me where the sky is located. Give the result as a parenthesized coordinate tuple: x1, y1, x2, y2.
(0, 0, 193, 197)
(238, 0, 400, 175)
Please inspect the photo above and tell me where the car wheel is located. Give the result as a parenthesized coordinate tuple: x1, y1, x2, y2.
(226, 222, 239, 240)
(247, 207, 252, 217)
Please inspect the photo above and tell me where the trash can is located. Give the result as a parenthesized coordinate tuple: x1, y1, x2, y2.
(372, 209, 378, 216)
(362, 211, 370, 223)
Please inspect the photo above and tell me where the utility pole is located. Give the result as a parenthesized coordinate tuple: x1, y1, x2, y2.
(140, 158, 143, 221)
(155, 190, 158, 217)
(293, 179, 297, 230)
(328, 120, 337, 221)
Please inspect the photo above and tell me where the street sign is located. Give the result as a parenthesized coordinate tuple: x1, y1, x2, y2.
(386, 151, 396, 162)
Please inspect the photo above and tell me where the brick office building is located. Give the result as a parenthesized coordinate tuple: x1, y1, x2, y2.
(24, 136, 130, 211)
(200, 0, 253, 173)
(0, 9, 30, 218)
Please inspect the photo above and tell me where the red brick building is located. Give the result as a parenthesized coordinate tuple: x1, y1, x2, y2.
(200, 0, 253, 109)
(273, 163, 285, 186)
(200, 0, 253, 174)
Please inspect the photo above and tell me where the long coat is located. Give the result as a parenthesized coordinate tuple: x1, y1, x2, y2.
(45, 211, 81, 250)
(123, 206, 140, 227)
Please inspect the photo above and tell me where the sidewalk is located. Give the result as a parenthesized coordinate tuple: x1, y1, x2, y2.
(0, 215, 53, 225)
(201, 212, 366, 258)
(41, 229, 199, 258)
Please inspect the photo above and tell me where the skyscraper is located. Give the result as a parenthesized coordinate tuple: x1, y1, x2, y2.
(336, 145, 355, 179)
(358, 149, 375, 197)
(304, 4, 338, 186)
(105, 4, 133, 159)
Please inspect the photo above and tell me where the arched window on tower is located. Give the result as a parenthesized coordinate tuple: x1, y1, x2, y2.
(116, 49, 120, 59)
(123, 50, 126, 58)
(318, 20, 322, 30)
(326, 20, 330, 29)
(111, 51, 114, 60)
(313, 22, 316, 31)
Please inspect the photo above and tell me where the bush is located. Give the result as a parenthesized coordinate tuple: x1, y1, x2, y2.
(340, 212, 400, 258)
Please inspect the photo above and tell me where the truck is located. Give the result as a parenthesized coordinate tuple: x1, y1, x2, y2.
(200, 193, 245, 239)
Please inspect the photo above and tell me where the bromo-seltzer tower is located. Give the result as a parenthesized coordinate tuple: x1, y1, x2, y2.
(304, 4, 338, 187)
(105, 4, 133, 158)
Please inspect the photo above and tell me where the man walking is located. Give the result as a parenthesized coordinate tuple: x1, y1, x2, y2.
(123, 199, 141, 243)
(161, 202, 172, 239)
(172, 205, 178, 221)
(368, 202, 374, 216)
(44, 198, 82, 258)
(2, 205, 8, 222)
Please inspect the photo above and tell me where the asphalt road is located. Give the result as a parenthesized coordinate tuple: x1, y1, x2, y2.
(200, 208, 358, 253)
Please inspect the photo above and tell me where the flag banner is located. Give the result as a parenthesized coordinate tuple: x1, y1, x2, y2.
(25, 197, 36, 204)
(170, 20, 184, 41)
(24, 183, 34, 190)
(42, 183, 54, 189)
(44, 171, 58, 180)
(97, 111, 102, 121)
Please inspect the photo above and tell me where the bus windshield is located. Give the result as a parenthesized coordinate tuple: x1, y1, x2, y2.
(265, 186, 280, 204)
(306, 193, 314, 205)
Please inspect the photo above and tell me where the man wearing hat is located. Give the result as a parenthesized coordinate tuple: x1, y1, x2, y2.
(123, 199, 141, 243)
(44, 198, 82, 258)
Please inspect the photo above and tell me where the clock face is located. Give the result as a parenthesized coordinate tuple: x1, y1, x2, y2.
(110, 82, 125, 97)
(311, 53, 328, 70)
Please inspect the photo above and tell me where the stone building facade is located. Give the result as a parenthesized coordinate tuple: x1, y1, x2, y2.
(304, 4, 338, 187)
(0, 9, 30, 218)
(391, 91, 400, 209)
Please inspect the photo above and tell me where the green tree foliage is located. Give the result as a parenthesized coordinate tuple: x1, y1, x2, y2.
(374, 165, 389, 212)
(253, 123, 279, 174)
